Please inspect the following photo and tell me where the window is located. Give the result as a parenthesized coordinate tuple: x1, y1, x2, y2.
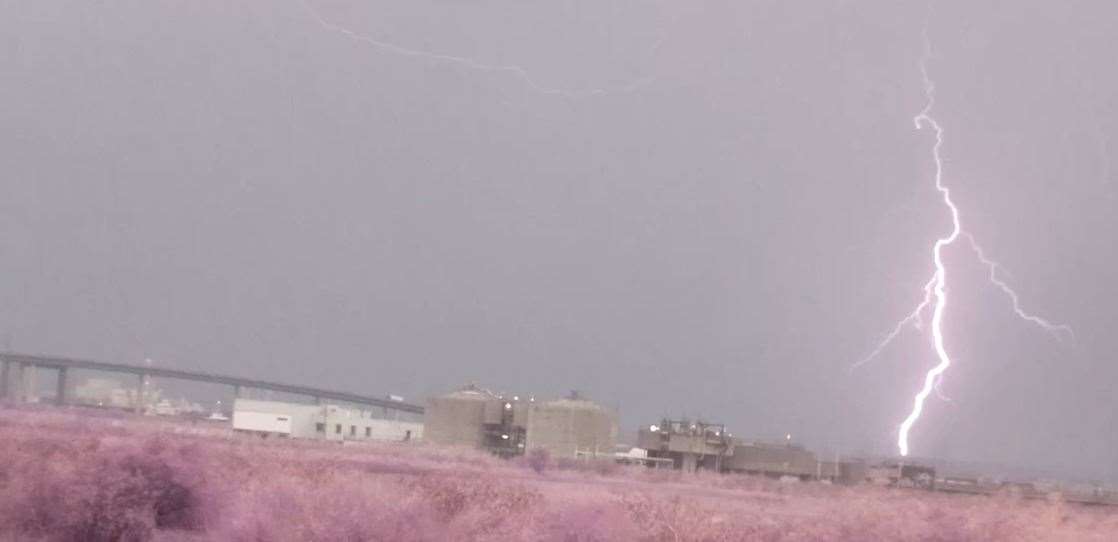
(335, 424, 342, 434)
(365, 427, 371, 437)
(350, 425, 356, 436)
(315, 423, 325, 433)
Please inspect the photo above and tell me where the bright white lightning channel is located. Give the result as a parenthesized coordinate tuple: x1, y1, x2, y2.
(855, 33, 1072, 458)
(896, 49, 960, 457)
(297, 0, 657, 98)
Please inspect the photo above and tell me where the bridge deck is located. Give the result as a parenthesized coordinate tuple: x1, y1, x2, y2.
(0, 352, 424, 414)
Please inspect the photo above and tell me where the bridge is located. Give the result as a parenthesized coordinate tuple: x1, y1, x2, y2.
(0, 352, 424, 415)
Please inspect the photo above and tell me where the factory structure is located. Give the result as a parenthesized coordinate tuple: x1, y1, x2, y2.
(8, 359, 1118, 504)
(636, 418, 868, 483)
(232, 398, 423, 443)
(636, 420, 733, 472)
(0, 359, 918, 486)
(227, 385, 619, 460)
(424, 385, 618, 459)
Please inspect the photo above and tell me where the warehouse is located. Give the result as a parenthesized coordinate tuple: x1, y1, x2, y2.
(232, 398, 422, 442)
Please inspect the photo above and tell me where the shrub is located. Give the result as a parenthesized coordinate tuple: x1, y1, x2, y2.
(526, 447, 550, 474)
(2, 408, 1117, 541)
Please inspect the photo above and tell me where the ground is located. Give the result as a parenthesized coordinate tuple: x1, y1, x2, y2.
(1, 405, 1115, 541)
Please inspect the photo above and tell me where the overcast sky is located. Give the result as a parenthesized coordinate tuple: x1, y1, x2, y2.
(2, 1, 1116, 478)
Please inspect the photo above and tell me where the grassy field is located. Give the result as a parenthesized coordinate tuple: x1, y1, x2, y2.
(1, 406, 1115, 541)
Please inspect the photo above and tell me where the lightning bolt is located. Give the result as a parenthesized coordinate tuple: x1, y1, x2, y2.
(297, 0, 657, 98)
(896, 39, 960, 456)
(963, 232, 1075, 342)
(859, 26, 1073, 457)
(854, 234, 1073, 375)
(850, 273, 935, 371)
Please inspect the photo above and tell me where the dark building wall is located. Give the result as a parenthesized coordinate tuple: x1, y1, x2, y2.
(724, 443, 819, 477)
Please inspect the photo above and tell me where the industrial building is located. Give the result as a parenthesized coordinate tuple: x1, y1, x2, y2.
(866, 460, 936, 489)
(633, 418, 872, 483)
(723, 441, 821, 480)
(636, 419, 733, 473)
(817, 458, 869, 485)
(425, 386, 617, 459)
(232, 399, 423, 443)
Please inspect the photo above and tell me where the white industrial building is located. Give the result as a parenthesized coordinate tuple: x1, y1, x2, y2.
(232, 398, 423, 442)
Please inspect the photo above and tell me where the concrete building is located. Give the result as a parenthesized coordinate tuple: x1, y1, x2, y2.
(865, 460, 936, 489)
(635, 419, 868, 481)
(815, 458, 869, 485)
(723, 441, 820, 480)
(232, 399, 423, 442)
(425, 386, 618, 459)
(636, 419, 733, 473)
(424, 386, 498, 450)
(527, 397, 617, 459)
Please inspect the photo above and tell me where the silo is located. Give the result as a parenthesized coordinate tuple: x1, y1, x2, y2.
(424, 386, 494, 447)
(525, 397, 617, 459)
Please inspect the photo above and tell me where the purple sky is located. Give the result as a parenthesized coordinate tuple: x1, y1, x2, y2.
(2, 1, 1116, 479)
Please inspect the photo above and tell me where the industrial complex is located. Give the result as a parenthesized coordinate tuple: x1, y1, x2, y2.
(0, 353, 893, 485)
(635, 418, 865, 483)
(3, 351, 1118, 505)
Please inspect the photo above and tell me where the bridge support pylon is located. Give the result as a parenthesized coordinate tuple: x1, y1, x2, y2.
(17, 363, 33, 403)
(134, 373, 147, 414)
(55, 367, 68, 406)
(0, 358, 9, 401)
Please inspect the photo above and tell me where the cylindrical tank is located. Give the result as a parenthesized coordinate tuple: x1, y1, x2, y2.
(424, 387, 494, 447)
(525, 398, 617, 459)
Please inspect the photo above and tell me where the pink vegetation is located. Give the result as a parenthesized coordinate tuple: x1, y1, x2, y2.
(1, 406, 1116, 541)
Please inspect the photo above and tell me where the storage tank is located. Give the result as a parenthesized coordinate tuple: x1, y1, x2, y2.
(424, 386, 494, 447)
(525, 397, 617, 459)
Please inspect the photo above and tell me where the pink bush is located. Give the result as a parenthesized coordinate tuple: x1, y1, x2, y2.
(1, 405, 1117, 541)
(525, 447, 550, 474)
